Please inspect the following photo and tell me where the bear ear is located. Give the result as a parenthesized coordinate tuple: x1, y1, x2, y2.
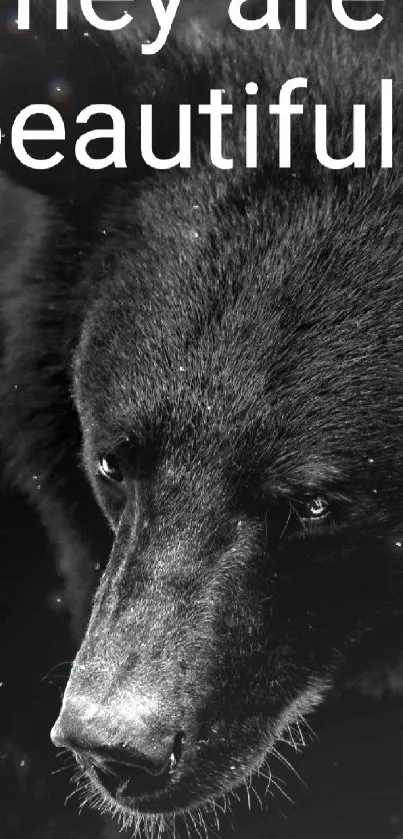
(0, 0, 222, 202)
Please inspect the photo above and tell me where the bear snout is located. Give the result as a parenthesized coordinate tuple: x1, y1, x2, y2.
(51, 691, 187, 803)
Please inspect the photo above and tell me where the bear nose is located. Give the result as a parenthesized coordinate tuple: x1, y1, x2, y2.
(50, 698, 185, 800)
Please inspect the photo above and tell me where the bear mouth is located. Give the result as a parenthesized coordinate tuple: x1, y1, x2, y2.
(73, 680, 329, 816)
(79, 739, 183, 810)
(82, 752, 213, 815)
(90, 758, 173, 803)
(79, 729, 262, 816)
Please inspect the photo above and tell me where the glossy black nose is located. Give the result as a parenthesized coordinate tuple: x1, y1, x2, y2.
(51, 699, 185, 801)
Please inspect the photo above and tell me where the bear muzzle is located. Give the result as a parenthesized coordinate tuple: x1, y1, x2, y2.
(51, 693, 187, 804)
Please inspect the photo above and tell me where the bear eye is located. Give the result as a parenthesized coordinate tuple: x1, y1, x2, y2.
(98, 454, 124, 485)
(304, 496, 329, 521)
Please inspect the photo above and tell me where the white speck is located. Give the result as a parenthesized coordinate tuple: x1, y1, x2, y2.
(396, 541, 402, 548)
(83, 31, 89, 37)
(179, 366, 185, 372)
(20, 759, 26, 768)
(245, 82, 258, 95)
(368, 458, 375, 464)
(372, 489, 378, 494)
(192, 204, 200, 210)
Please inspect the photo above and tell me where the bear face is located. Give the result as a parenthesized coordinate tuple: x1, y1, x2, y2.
(0, 0, 403, 830)
(51, 168, 403, 817)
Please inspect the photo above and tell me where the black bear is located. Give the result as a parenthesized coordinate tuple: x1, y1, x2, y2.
(0, 0, 403, 833)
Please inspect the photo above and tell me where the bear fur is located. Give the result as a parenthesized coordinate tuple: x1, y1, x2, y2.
(1, 0, 403, 830)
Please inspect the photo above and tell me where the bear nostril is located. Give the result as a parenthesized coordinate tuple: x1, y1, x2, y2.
(170, 730, 185, 768)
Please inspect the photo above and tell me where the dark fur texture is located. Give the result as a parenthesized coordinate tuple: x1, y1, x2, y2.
(1, 0, 403, 830)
